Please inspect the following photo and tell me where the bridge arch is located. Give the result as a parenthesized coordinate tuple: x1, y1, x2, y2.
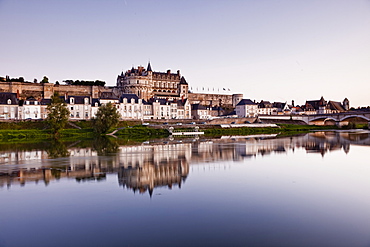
(308, 116, 337, 125)
(339, 115, 370, 122)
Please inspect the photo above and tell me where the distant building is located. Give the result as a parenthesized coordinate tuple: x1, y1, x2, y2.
(191, 104, 211, 120)
(303, 97, 349, 115)
(235, 99, 258, 117)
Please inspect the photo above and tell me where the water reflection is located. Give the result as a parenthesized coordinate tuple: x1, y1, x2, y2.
(1, 131, 370, 194)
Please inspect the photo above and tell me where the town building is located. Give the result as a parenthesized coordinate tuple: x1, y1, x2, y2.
(235, 99, 258, 118)
(302, 97, 349, 115)
(0, 92, 18, 120)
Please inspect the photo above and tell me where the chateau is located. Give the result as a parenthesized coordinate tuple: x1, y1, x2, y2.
(116, 62, 189, 101)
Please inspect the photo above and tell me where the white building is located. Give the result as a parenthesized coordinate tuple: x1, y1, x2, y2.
(191, 104, 211, 120)
(65, 96, 91, 120)
(235, 99, 258, 118)
(119, 94, 144, 120)
(18, 97, 41, 120)
(0, 92, 18, 120)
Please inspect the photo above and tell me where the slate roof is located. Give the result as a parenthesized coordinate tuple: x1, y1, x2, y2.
(305, 97, 326, 110)
(236, 99, 257, 106)
(191, 104, 209, 110)
(120, 94, 140, 103)
(258, 101, 273, 108)
(0, 92, 18, 105)
(328, 101, 346, 112)
(66, 96, 90, 104)
(91, 98, 100, 106)
(147, 62, 152, 72)
(180, 76, 188, 85)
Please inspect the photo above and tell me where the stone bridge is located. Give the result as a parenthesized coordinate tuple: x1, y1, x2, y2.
(259, 112, 370, 127)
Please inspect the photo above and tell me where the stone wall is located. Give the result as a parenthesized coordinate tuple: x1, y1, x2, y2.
(187, 93, 243, 108)
(188, 93, 233, 107)
(0, 81, 112, 99)
(0, 81, 240, 108)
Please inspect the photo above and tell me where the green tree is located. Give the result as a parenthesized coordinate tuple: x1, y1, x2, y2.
(93, 102, 120, 134)
(46, 92, 70, 136)
(40, 76, 49, 83)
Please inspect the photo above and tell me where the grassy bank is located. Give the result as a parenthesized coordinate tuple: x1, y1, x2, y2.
(202, 124, 339, 137)
(1, 120, 366, 143)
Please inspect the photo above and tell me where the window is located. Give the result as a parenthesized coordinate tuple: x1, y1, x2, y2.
(71, 107, 74, 110)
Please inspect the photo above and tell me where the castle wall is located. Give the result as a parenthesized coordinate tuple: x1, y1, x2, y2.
(0, 81, 111, 99)
(187, 93, 242, 107)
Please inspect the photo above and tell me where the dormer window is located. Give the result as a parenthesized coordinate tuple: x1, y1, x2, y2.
(84, 98, 89, 104)
(95, 102, 98, 107)
(34, 101, 38, 105)
(70, 98, 74, 104)
(26, 101, 29, 105)
(7, 99, 11, 105)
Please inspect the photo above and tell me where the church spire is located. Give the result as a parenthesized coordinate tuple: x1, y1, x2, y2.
(147, 62, 152, 72)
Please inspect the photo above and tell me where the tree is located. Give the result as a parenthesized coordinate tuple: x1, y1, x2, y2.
(93, 102, 120, 134)
(46, 92, 70, 136)
(40, 76, 49, 83)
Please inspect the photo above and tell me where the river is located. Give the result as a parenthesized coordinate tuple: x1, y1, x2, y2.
(1, 131, 370, 247)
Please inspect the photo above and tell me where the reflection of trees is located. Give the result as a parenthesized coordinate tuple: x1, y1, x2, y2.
(46, 139, 70, 158)
(92, 136, 119, 156)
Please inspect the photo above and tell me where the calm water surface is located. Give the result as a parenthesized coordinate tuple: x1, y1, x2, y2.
(1, 132, 370, 247)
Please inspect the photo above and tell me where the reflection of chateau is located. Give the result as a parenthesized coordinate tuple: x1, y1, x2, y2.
(118, 161, 189, 197)
(1, 132, 370, 191)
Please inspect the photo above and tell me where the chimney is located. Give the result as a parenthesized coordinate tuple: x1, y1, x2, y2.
(292, 100, 295, 106)
(177, 70, 180, 76)
(167, 69, 171, 75)
(16, 90, 20, 99)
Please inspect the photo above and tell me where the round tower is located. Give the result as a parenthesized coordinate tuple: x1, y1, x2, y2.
(232, 94, 243, 107)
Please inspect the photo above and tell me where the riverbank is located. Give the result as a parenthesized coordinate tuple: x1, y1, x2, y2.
(1, 120, 367, 143)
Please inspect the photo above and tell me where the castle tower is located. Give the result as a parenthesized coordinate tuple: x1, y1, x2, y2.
(343, 98, 349, 111)
(179, 76, 188, 99)
(232, 94, 243, 107)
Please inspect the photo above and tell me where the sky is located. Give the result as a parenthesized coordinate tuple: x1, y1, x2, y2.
(1, 0, 370, 107)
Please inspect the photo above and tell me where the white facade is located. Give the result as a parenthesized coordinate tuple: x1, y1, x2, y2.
(19, 99, 41, 120)
(235, 99, 258, 118)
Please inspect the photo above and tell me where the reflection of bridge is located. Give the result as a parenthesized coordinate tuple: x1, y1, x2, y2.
(259, 112, 370, 126)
